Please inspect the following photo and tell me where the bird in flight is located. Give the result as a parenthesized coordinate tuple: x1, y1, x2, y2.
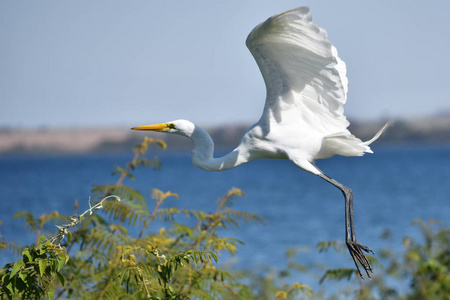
(132, 7, 388, 278)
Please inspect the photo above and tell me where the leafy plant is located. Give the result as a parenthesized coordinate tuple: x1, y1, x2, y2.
(0, 196, 119, 299)
(315, 219, 450, 300)
(378, 219, 450, 300)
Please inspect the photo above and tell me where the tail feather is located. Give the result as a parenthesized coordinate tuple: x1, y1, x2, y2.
(363, 122, 390, 146)
(318, 122, 390, 159)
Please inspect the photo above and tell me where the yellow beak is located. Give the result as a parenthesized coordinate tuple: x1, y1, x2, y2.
(131, 123, 169, 131)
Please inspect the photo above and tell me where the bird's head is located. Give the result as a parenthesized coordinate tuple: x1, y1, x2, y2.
(131, 119, 196, 138)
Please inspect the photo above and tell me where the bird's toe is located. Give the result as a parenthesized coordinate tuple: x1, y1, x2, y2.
(346, 240, 373, 279)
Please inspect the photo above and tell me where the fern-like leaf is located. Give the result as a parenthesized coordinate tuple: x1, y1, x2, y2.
(151, 189, 179, 203)
(215, 188, 246, 210)
(316, 240, 345, 254)
(319, 268, 357, 283)
(131, 157, 162, 170)
(218, 209, 266, 229)
(133, 137, 166, 154)
(102, 200, 148, 228)
(92, 184, 144, 203)
(83, 227, 124, 256)
(181, 250, 218, 267)
(205, 237, 244, 255)
(154, 207, 181, 222)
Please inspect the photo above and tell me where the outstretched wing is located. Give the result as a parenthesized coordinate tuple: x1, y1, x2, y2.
(246, 7, 349, 133)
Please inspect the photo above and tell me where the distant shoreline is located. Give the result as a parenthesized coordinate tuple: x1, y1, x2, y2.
(1, 115, 450, 155)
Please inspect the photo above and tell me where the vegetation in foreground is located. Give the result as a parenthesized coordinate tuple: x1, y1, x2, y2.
(1, 137, 449, 299)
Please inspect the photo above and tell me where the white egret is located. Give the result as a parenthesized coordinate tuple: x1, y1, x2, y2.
(132, 7, 388, 278)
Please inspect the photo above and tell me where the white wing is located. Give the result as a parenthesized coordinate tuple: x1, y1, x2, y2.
(246, 7, 349, 133)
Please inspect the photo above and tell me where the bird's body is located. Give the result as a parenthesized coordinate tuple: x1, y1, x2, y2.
(133, 7, 388, 278)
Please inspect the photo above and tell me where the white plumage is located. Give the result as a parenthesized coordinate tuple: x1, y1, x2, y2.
(132, 7, 388, 278)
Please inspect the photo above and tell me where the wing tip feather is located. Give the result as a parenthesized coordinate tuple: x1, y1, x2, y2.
(246, 6, 312, 47)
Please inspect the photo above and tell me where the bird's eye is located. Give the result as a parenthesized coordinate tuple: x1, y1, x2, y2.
(167, 123, 176, 130)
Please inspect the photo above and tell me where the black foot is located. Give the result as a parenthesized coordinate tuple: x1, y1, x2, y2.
(346, 240, 373, 279)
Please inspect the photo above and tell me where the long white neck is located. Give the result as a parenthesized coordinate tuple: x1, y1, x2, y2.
(188, 126, 247, 171)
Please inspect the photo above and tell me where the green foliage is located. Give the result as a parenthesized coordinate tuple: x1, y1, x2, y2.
(0, 221, 7, 252)
(1, 235, 68, 299)
(231, 247, 313, 300)
(1, 196, 120, 299)
(377, 219, 450, 300)
(314, 219, 450, 300)
(1, 136, 449, 299)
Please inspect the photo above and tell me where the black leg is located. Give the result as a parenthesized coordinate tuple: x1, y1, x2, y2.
(319, 173, 373, 278)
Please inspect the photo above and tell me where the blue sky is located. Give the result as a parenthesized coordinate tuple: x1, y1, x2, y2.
(1, 1, 449, 128)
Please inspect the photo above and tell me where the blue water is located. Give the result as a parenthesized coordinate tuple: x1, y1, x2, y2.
(1, 144, 449, 290)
